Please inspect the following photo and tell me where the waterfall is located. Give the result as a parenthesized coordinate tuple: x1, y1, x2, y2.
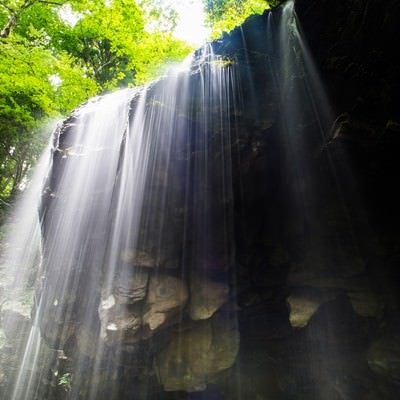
(1, 42, 241, 399)
(0, 2, 379, 400)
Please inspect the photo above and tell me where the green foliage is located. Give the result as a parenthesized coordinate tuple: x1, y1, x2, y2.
(204, 0, 282, 39)
(0, 0, 192, 204)
(0, 33, 98, 201)
(58, 372, 72, 392)
(205, 0, 266, 38)
(133, 31, 193, 84)
(61, 0, 146, 88)
(59, 0, 190, 88)
(0, 0, 284, 206)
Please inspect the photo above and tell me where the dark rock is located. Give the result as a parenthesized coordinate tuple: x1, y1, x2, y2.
(368, 335, 400, 383)
(15, 0, 400, 398)
(155, 312, 239, 392)
(189, 273, 229, 320)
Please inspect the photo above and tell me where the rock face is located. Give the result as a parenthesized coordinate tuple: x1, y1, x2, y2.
(189, 274, 229, 320)
(97, 272, 189, 345)
(368, 335, 400, 384)
(2, 0, 400, 399)
(156, 313, 239, 392)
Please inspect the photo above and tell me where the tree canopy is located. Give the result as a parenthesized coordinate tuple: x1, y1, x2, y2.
(0, 0, 283, 209)
(205, 0, 282, 38)
(0, 0, 191, 205)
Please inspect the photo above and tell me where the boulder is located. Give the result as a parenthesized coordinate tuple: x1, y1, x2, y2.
(287, 294, 322, 328)
(348, 290, 384, 318)
(143, 274, 188, 331)
(99, 302, 142, 345)
(155, 313, 239, 392)
(114, 269, 149, 304)
(368, 335, 400, 382)
(189, 274, 229, 320)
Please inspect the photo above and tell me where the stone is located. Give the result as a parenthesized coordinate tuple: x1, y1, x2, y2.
(75, 324, 99, 358)
(115, 270, 149, 304)
(98, 273, 189, 344)
(288, 238, 366, 288)
(348, 290, 384, 318)
(146, 275, 188, 311)
(0, 299, 32, 342)
(155, 313, 239, 392)
(0, 298, 31, 320)
(40, 318, 76, 349)
(330, 112, 376, 143)
(100, 294, 116, 310)
(120, 249, 158, 268)
(143, 274, 188, 331)
(368, 335, 400, 382)
(287, 294, 321, 328)
(384, 120, 400, 135)
(189, 274, 229, 320)
(144, 312, 166, 331)
(98, 302, 142, 345)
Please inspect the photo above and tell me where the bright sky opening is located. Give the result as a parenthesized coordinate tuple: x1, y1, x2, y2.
(173, 1, 211, 46)
(59, 1, 210, 47)
(58, 4, 81, 27)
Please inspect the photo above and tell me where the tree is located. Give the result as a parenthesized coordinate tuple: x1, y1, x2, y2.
(0, 0, 285, 204)
(204, 0, 283, 38)
(56, 0, 190, 88)
(0, 0, 191, 205)
(0, 34, 98, 200)
(0, 0, 68, 38)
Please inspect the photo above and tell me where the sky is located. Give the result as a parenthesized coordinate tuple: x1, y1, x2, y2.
(59, 1, 211, 47)
(172, 1, 211, 46)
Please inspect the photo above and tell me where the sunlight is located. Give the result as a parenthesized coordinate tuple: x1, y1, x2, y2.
(173, 1, 211, 46)
(59, 1, 210, 47)
(58, 4, 82, 27)
(48, 74, 62, 89)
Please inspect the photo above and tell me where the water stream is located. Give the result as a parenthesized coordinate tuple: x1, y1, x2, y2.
(0, 3, 362, 399)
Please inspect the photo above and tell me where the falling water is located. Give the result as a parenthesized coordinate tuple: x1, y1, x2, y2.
(272, 3, 369, 400)
(1, 42, 241, 399)
(0, 2, 370, 400)
(0, 143, 52, 400)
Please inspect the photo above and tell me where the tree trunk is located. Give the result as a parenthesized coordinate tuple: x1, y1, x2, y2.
(0, 13, 19, 39)
(0, 1, 65, 39)
(0, 1, 36, 39)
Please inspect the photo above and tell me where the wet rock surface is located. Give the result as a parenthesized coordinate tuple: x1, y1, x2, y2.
(156, 312, 239, 392)
(2, 0, 400, 399)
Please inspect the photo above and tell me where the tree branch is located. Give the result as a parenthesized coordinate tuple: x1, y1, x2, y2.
(37, 0, 66, 6)
(0, 2, 16, 13)
(0, 0, 65, 39)
(0, 0, 33, 38)
(1, 14, 18, 38)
